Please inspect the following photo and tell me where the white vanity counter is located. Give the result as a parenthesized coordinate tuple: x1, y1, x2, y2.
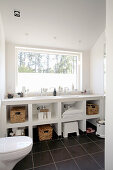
(1, 94, 105, 138)
(2, 94, 104, 105)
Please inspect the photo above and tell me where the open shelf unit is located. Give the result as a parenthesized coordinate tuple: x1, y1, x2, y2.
(61, 100, 84, 122)
(32, 102, 59, 122)
(7, 126, 29, 137)
(6, 121, 29, 129)
(1, 96, 105, 138)
(86, 99, 101, 119)
(6, 104, 28, 125)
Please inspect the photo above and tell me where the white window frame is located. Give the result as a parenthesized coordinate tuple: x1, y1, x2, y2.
(15, 47, 82, 92)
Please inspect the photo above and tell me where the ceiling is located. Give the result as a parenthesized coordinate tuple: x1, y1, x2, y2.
(0, 0, 106, 51)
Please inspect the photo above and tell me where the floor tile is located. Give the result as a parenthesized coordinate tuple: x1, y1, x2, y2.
(95, 141, 105, 150)
(13, 155, 33, 170)
(87, 134, 104, 142)
(48, 139, 64, 150)
(34, 163, 56, 170)
(33, 141, 49, 153)
(82, 142, 102, 154)
(74, 135, 92, 144)
(61, 137, 79, 147)
(14, 133, 105, 170)
(51, 148, 71, 162)
(56, 159, 79, 170)
(92, 151, 104, 168)
(67, 145, 87, 157)
(33, 151, 53, 167)
(75, 155, 100, 170)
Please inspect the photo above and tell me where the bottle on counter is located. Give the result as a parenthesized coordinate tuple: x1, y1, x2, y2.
(53, 88, 57, 96)
(72, 83, 74, 91)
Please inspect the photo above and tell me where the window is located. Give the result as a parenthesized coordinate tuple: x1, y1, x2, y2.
(16, 47, 82, 92)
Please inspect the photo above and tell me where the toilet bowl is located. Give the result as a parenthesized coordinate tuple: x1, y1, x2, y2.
(0, 136, 33, 170)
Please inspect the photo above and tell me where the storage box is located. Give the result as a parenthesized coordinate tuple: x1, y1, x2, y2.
(38, 124, 53, 141)
(86, 104, 99, 115)
(10, 107, 26, 123)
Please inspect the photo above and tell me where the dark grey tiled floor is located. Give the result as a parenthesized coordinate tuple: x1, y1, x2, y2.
(92, 151, 104, 168)
(75, 155, 101, 170)
(13, 133, 105, 170)
(56, 159, 79, 170)
(82, 142, 102, 154)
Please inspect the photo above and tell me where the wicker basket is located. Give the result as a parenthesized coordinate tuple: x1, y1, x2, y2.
(86, 104, 99, 115)
(10, 107, 26, 123)
(38, 124, 53, 141)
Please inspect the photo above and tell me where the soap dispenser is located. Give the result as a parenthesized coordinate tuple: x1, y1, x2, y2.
(53, 88, 56, 96)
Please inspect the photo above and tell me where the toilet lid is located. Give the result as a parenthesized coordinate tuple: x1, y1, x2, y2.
(0, 136, 33, 154)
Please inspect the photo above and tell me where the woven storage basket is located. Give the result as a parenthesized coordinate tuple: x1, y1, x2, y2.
(86, 104, 99, 115)
(38, 124, 53, 141)
(10, 106, 26, 123)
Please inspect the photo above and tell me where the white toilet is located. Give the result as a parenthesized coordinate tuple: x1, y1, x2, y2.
(0, 136, 33, 170)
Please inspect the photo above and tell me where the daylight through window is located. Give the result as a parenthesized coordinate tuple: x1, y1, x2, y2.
(16, 48, 82, 92)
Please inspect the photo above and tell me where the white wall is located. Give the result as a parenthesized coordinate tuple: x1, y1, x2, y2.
(5, 42, 15, 94)
(0, 13, 5, 138)
(106, 0, 113, 169)
(0, 14, 5, 98)
(82, 51, 90, 92)
(5, 42, 90, 94)
(90, 32, 105, 94)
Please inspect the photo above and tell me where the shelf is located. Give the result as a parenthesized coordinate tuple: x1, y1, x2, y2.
(61, 113, 83, 122)
(1, 96, 104, 138)
(32, 114, 59, 125)
(86, 114, 100, 119)
(61, 101, 84, 117)
(32, 118, 59, 126)
(6, 121, 29, 128)
(62, 109, 83, 116)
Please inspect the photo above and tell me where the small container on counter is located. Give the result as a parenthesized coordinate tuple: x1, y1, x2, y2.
(38, 112, 44, 120)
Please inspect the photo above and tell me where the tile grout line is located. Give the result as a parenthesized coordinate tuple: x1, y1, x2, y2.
(24, 167, 34, 170)
(79, 142, 103, 169)
(32, 140, 57, 170)
(60, 138, 81, 170)
(71, 134, 93, 144)
(74, 134, 104, 153)
(86, 135, 105, 152)
(62, 136, 104, 161)
(31, 152, 34, 170)
(33, 163, 56, 169)
(46, 141, 58, 170)
(32, 146, 65, 155)
(71, 135, 104, 169)
(67, 138, 103, 155)
(93, 141, 105, 151)
(32, 135, 104, 170)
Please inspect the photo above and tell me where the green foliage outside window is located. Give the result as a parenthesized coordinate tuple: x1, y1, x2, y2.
(18, 52, 77, 74)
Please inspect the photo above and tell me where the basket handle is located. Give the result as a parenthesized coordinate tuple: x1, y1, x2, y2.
(15, 112, 21, 115)
(44, 130, 49, 133)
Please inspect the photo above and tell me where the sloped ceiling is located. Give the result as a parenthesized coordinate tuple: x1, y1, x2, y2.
(0, 0, 105, 51)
